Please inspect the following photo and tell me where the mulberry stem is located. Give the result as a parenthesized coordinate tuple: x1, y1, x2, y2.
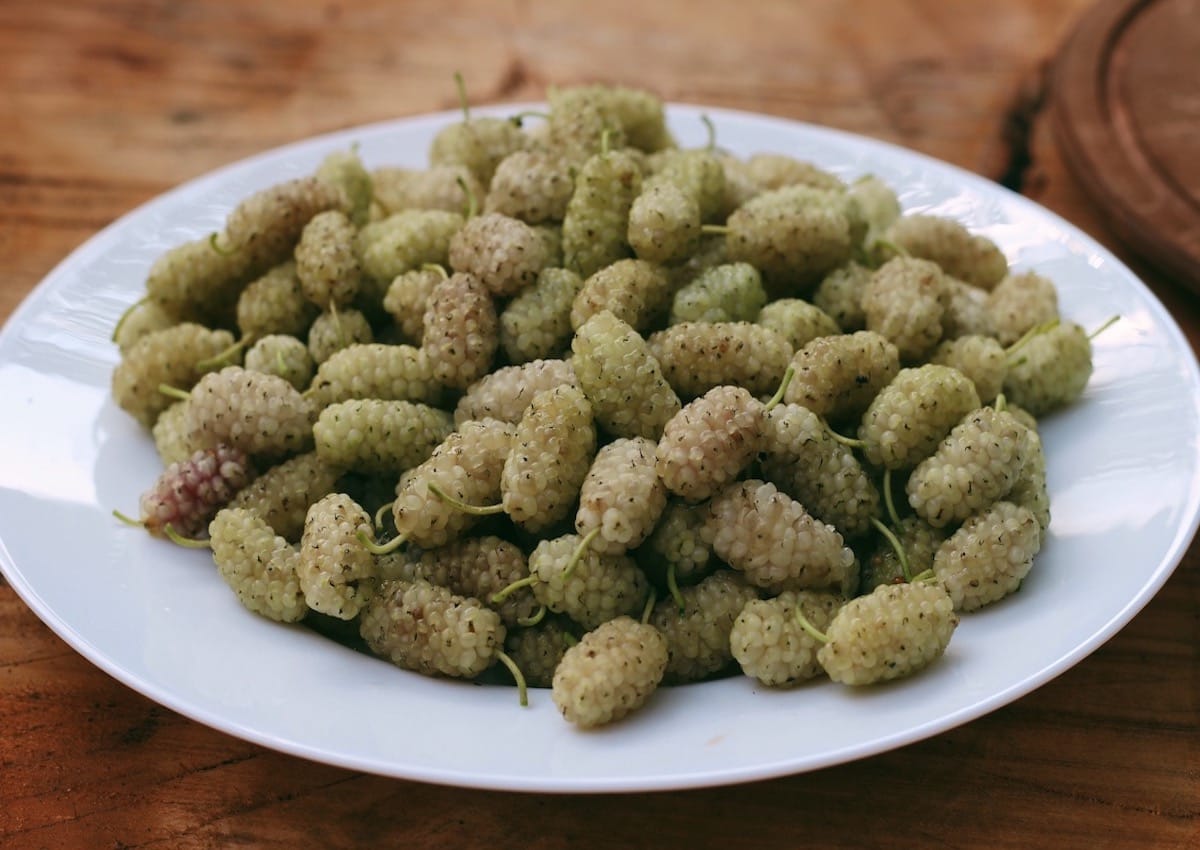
(110, 296, 151, 343)
(162, 524, 212, 549)
(793, 608, 829, 644)
(665, 562, 685, 615)
(158, 384, 191, 402)
(764, 365, 795, 412)
(426, 481, 505, 515)
(356, 529, 406, 556)
(494, 650, 529, 707)
(561, 528, 600, 582)
(870, 516, 911, 583)
(882, 467, 901, 527)
(517, 606, 547, 627)
(491, 574, 537, 604)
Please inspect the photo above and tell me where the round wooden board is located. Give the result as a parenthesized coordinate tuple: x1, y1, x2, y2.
(1051, 0, 1200, 293)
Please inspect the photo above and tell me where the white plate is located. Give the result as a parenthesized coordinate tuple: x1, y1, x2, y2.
(2, 104, 1198, 793)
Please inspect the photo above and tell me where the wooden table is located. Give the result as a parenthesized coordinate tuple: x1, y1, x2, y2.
(2, 1, 1197, 847)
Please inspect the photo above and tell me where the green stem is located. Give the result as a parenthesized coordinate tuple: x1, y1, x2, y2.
(163, 524, 211, 549)
(491, 574, 538, 605)
(873, 238, 908, 259)
(825, 422, 865, 450)
(517, 605, 547, 628)
(1089, 315, 1120, 340)
(158, 383, 191, 402)
(882, 467, 901, 528)
(700, 224, 730, 236)
(455, 174, 478, 220)
(1005, 319, 1060, 363)
(111, 296, 152, 344)
(665, 562, 686, 615)
(208, 232, 237, 256)
(794, 608, 829, 644)
(561, 528, 600, 582)
(764, 365, 795, 412)
(426, 481, 505, 515)
(196, 335, 252, 370)
(112, 508, 142, 528)
(699, 114, 717, 151)
(420, 263, 449, 279)
(453, 70, 470, 122)
(870, 516, 911, 583)
(494, 650, 528, 707)
(356, 529, 405, 556)
(640, 587, 658, 624)
(373, 500, 394, 531)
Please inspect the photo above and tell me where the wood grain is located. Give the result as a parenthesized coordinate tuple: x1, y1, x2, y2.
(2, 1, 1197, 848)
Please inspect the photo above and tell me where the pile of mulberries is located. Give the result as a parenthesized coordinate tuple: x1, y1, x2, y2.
(110, 82, 1100, 728)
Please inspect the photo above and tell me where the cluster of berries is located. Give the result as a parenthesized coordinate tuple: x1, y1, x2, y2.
(110, 81, 1100, 730)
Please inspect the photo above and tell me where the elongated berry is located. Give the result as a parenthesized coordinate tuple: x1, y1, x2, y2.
(527, 533, 650, 630)
(725, 184, 855, 294)
(504, 617, 578, 688)
(134, 444, 253, 539)
(295, 209, 362, 308)
(817, 580, 958, 685)
(223, 176, 348, 274)
(933, 501, 1041, 611)
(669, 262, 767, 325)
(636, 499, 718, 588)
(307, 343, 444, 408)
(650, 570, 760, 683)
(449, 212, 553, 297)
(429, 115, 526, 186)
(881, 214, 1007, 290)
(382, 266, 446, 344)
(575, 437, 667, 554)
(552, 616, 668, 728)
(184, 365, 315, 459)
(392, 536, 538, 628)
(307, 307, 374, 364)
(485, 149, 575, 224)
(861, 257, 948, 361)
(987, 271, 1060, 346)
(360, 579, 506, 678)
(648, 321, 792, 399)
(390, 418, 515, 549)
(112, 323, 235, 428)
(856, 364, 981, 470)
(502, 384, 597, 534)
(313, 399, 453, 475)
(783, 330, 899, 422)
(761, 402, 879, 538)
(906, 405, 1031, 526)
(228, 450, 343, 541)
(209, 507, 307, 623)
(499, 267, 584, 363)
(244, 334, 314, 390)
(811, 262, 871, 332)
(561, 147, 643, 278)
(421, 272, 499, 390)
(571, 310, 680, 440)
(702, 480, 858, 595)
(355, 210, 464, 285)
(570, 258, 672, 334)
(731, 590, 843, 686)
(236, 261, 318, 340)
(929, 335, 1006, 404)
(1002, 321, 1093, 415)
(453, 360, 575, 429)
(371, 164, 481, 216)
(299, 493, 378, 619)
(316, 148, 372, 225)
(655, 386, 763, 502)
(756, 297, 840, 351)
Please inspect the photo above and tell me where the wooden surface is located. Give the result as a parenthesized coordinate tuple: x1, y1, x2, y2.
(2, 1, 1198, 847)
(1051, 0, 1200, 293)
